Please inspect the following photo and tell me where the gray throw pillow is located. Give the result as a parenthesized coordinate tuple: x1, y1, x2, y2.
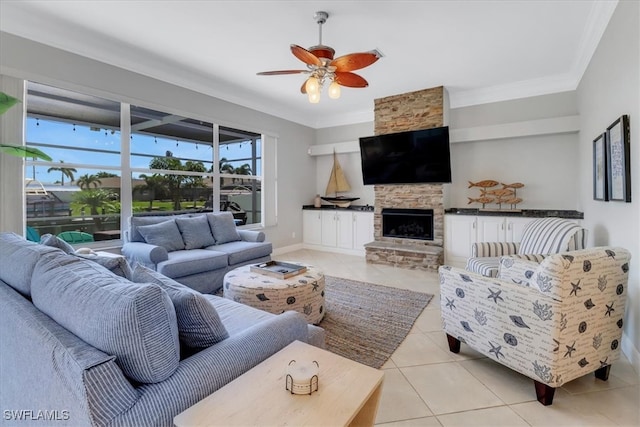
(40, 233, 76, 254)
(137, 219, 185, 252)
(75, 253, 133, 280)
(207, 212, 241, 244)
(176, 215, 216, 250)
(132, 264, 229, 348)
(31, 253, 180, 384)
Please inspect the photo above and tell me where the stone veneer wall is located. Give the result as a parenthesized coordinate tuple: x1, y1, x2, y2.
(365, 86, 445, 270)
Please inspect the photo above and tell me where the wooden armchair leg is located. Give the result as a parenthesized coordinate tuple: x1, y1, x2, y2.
(594, 365, 611, 381)
(534, 380, 556, 405)
(446, 334, 461, 353)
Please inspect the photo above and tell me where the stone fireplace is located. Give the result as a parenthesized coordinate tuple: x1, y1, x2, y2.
(364, 86, 446, 271)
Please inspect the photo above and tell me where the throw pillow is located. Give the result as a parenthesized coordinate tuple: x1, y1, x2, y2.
(31, 254, 180, 384)
(75, 253, 133, 280)
(132, 264, 229, 348)
(137, 219, 185, 252)
(175, 215, 216, 250)
(207, 212, 241, 244)
(40, 233, 76, 254)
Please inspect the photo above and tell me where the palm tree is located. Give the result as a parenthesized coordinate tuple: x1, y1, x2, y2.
(76, 173, 102, 190)
(135, 174, 166, 211)
(47, 160, 76, 186)
(73, 189, 118, 230)
(233, 163, 252, 183)
(184, 161, 207, 208)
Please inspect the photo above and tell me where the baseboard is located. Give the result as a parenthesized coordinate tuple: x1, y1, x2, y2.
(622, 332, 640, 376)
(272, 243, 304, 256)
(302, 243, 366, 257)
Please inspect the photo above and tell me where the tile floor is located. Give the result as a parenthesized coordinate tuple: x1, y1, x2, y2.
(274, 249, 640, 427)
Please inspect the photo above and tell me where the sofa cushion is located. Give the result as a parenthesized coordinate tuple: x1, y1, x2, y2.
(176, 215, 216, 250)
(31, 253, 180, 384)
(137, 219, 185, 252)
(132, 265, 229, 348)
(0, 232, 61, 296)
(40, 233, 76, 254)
(157, 249, 229, 278)
(207, 212, 241, 244)
(212, 241, 273, 266)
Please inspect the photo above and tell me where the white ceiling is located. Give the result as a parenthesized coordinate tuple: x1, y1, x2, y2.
(0, 1, 617, 129)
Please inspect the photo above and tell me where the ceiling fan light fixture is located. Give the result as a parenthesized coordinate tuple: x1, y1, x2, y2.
(308, 91, 321, 104)
(257, 11, 380, 104)
(328, 80, 341, 99)
(305, 76, 320, 95)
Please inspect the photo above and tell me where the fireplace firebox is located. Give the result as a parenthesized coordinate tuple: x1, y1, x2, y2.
(381, 208, 434, 241)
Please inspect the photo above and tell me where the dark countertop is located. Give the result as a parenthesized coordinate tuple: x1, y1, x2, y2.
(303, 205, 583, 218)
(445, 208, 584, 219)
(302, 204, 375, 212)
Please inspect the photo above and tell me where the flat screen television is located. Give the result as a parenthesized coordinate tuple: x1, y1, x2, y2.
(359, 126, 452, 185)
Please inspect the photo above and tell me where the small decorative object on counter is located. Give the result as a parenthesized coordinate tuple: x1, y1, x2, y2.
(468, 180, 524, 211)
(286, 359, 319, 395)
(314, 194, 321, 208)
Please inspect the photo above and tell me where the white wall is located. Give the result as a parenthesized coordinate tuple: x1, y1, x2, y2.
(314, 122, 375, 206)
(315, 92, 581, 211)
(0, 32, 316, 249)
(448, 92, 580, 210)
(577, 0, 640, 369)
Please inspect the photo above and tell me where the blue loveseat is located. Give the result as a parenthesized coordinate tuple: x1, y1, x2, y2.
(0, 232, 324, 426)
(122, 211, 272, 294)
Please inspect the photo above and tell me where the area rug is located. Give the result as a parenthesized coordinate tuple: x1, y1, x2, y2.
(319, 276, 433, 369)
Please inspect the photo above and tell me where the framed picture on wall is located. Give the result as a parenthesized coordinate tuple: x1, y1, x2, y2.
(593, 132, 608, 201)
(606, 115, 631, 202)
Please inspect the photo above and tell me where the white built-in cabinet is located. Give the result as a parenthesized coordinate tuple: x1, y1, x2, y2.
(444, 215, 534, 268)
(303, 209, 374, 255)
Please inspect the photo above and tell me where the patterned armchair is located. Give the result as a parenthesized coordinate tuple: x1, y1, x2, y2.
(440, 246, 630, 405)
(466, 217, 588, 277)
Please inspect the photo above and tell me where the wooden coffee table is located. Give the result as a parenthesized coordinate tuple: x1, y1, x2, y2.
(174, 340, 384, 426)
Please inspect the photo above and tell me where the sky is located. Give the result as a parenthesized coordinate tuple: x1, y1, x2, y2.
(26, 117, 261, 185)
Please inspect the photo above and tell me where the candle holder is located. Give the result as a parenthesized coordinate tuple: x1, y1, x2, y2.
(285, 359, 319, 395)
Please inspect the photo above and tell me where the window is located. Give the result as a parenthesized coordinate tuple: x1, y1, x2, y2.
(24, 82, 265, 242)
(25, 83, 122, 241)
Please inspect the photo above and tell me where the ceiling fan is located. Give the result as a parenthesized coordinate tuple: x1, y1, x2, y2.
(256, 11, 382, 103)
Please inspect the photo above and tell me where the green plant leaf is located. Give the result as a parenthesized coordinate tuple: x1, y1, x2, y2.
(0, 92, 20, 115)
(0, 144, 53, 161)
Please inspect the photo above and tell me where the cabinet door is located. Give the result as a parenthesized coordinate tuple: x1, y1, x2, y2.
(336, 211, 354, 249)
(321, 211, 338, 247)
(353, 212, 374, 250)
(477, 216, 505, 242)
(444, 215, 478, 266)
(505, 217, 532, 242)
(302, 210, 322, 245)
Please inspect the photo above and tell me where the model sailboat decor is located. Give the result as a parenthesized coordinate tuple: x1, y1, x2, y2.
(321, 151, 359, 208)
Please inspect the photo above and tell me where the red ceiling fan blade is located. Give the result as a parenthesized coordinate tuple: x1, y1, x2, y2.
(334, 72, 369, 88)
(257, 70, 309, 76)
(300, 80, 308, 94)
(330, 51, 380, 72)
(291, 44, 322, 67)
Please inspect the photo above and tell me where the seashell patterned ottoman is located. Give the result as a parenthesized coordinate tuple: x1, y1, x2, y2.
(223, 263, 325, 324)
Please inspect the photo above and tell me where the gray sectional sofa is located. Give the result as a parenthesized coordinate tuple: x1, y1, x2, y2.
(0, 232, 324, 426)
(121, 211, 271, 294)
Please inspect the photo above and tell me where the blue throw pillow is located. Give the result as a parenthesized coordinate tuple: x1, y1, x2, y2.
(207, 212, 241, 244)
(132, 264, 229, 348)
(40, 233, 76, 254)
(176, 215, 216, 249)
(137, 219, 185, 252)
(75, 253, 133, 280)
